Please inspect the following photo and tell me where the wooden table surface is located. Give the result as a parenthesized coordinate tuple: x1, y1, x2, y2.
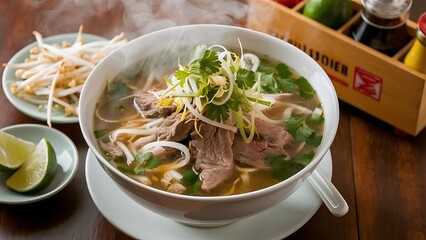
(1, 1, 425, 239)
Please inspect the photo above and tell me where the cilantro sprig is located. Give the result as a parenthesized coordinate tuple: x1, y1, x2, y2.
(257, 60, 315, 98)
(285, 108, 324, 146)
(235, 68, 256, 89)
(181, 168, 202, 195)
(265, 151, 315, 181)
(115, 152, 162, 175)
(286, 114, 315, 141)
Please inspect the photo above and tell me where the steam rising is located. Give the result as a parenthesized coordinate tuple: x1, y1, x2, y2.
(26, 0, 249, 39)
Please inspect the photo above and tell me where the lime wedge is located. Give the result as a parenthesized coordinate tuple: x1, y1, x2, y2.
(6, 138, 57, 193)
(0, 131, 36, 171)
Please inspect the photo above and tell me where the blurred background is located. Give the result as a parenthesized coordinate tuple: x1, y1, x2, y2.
(412, 0, 425, 20)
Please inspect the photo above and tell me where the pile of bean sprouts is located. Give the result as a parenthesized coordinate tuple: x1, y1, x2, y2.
(4, 26, 127, 127)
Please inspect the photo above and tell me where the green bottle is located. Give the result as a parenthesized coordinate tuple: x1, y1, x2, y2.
(303, 0, 353, 30)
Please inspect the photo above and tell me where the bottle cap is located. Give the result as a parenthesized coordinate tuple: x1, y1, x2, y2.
(361, 0, 412, 29)
(419, 12, 426, 35)
(362, 0, 412, 19)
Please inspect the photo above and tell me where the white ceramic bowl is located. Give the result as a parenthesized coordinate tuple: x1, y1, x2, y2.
(79, 24, 339, 227)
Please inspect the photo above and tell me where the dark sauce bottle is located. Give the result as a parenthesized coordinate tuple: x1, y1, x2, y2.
(352, 0, 412, 56)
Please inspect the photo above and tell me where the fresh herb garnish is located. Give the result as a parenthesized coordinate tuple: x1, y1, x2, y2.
(114, 152, 162, 175)
(199, 49, 221, 75)
(132, 152, 162, 174)
(286, 114, 315, 141)
(306, 134, 323, 147)
(236, 68, 256, 89)
(265, 151, 315, 181)
(181, 168, 202, 195)
(265, 154, 304, 181)
(293, 151, 315, 166)
(286, 109, 324, 146)
(258, 61, 297, 94)
(294, 76, 315, 99)
(204, 102, 230, 122)
(276, 62, 292, 79)
(257, 60, 316, 98)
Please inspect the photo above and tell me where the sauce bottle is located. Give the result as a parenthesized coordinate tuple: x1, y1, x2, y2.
(352, 0, 412, 56)
(404, 12, 426, 74)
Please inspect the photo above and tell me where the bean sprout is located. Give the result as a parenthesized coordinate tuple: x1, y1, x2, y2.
(3, 26, 127, 126)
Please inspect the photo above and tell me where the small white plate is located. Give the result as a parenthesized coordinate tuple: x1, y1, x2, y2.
(0, 124, 79, 204)
(86, 149, 332, 239)
(2, 33, 106, 123)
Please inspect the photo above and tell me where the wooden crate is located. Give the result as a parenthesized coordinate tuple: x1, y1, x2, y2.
(247, 0, 426, 136)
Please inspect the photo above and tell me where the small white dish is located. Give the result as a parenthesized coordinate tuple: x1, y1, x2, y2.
(2, 33, 106, 123)
(85, 149, 332, 239)
(0, 124, 79, 204)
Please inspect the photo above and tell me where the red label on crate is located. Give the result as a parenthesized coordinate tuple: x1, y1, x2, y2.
(353, 67, 382, 101)
(328, 73, 349, 87)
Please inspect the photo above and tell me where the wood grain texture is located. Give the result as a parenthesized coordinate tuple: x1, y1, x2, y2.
(351, 110, 426, 240)
(1, 1, 426, 240)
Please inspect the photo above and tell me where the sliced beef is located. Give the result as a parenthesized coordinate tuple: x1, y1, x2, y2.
(134, 91, 176, 118)
(189, 123, 234, 191)
(233, 118, 292, 169)
(157, 113, 194, 142)
(98, 141, 124, 158)
(232, 135, 270, 169)
(255, 118, 292, 148)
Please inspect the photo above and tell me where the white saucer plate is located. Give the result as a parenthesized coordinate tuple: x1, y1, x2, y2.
(0, 124, 79, 204)
(85, 149, 332, 240)
(2, 33, 106, 123)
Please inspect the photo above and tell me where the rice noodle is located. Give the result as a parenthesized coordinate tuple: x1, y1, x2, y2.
(116, 141, 135, 165)
(143, 117, 164, 129)
(128, 141, 138, 156)
(281, 102, 313, 115)
(110, 128, 158, 142)
(141, 141, 190, 169)
(223, 178, 241, 196)
(248, 100, 283, 125)
(282, 107, 294, 121)
(133, 135, 157, 147)
(149, 146, 166, 156)
(235, 166, 258, 193)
